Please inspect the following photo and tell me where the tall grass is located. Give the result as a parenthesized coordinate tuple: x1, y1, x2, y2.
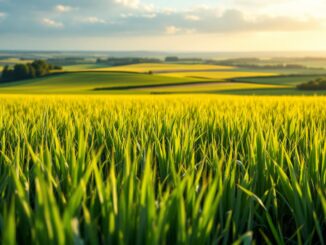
(0, 95, 325, 244)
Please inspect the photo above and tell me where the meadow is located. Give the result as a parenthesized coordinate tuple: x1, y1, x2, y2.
(2, 62, 325, 95)
(93, 63, 234, 73)
(0, 95, 325, 245)
(233, 75, 325, 86)
(0, 72, 203, 94)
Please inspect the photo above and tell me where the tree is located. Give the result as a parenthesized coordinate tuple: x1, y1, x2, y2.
(165, 56, 179, 62)
(13, 64, 30, 80)
(2, 65, 13, 81)
(32, 60, 49, 77)
(1, 60, 61, 82)
(27, 64, 36, 78)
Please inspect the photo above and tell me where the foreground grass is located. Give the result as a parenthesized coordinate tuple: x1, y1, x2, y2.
(0, 95, 325, 244)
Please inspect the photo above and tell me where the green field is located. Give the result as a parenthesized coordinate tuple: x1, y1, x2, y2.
(0, 62, 326, 96)
(234, 75, 326, 86)
(0, 72, 204, 94)
(0, 72, 323, 95)
(95, 63, 234, 73)
(160, 71, 278, 80)
(134, 82, 288, 93)
(0, 62, 326, 245)
(62, 64, 108, 72)
(0, 58, 34, 65)
(0, 95, 325, 244)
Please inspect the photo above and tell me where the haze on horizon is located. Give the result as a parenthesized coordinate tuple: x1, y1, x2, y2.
(0, 0, 325, 51)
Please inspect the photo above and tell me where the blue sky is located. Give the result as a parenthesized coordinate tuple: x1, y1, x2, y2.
(0, 0, 325, 51)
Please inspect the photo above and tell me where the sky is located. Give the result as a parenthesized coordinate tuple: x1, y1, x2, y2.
(0, 0, 325, 51)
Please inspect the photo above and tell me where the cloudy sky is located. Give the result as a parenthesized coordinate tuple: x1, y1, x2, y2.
(0, 0, 325, 51)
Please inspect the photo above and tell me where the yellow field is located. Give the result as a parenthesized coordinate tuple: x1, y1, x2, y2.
(0, 58, 34, 64)
(94, 63, 234, 72)
(62, 64, 107, 72)
(136, 82, 288, 92)
(160, 71, 278, 80)
(0, 94, 325, 244)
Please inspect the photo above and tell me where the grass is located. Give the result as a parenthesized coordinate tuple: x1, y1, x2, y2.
(0, 71, 325, 95)
(0, 72, 203, 94)
(134, 82, 289, 93)
(233, 67, 326, 76)
(1, 62, 326, 96)
(160, 71, 278, 80)
(95, 63, 234, 73)
(0, 94, 325, 244)
(234, 75, 326, 86)
(62, 64, 109, 72)
(0, 58, 34, 65)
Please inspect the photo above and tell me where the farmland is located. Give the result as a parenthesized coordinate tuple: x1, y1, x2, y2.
(159, 71, 277, 80)
(2, 0, 326, 242)
(0, 72, 202, 94)
(94, 63, 234, 73)
(1, 61, 325, 95)
(0, 59, 326, 244)
(0, 95, 325, 244)
(233, 75, 325, 86)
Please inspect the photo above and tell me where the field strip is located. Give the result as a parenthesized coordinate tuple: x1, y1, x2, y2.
(94, 63, 235, 73)
(132, 82, 238, 90)
(93, 81, 227, 91)
(150, 69, 235, 74)
(94, 81, 288, 91)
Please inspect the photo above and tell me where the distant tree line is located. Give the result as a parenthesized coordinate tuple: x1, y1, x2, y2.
(165, 56, 203, 63)
(97, 57, 162, 66)
(1, 60, 62, 82)
(297, 78, 326, 90)
(47, 57, 92, 66)
(211, 59, 309, 70)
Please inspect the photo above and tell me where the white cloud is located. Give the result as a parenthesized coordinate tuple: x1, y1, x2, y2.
(164, 25, 196, 35)
(142, 13, 156, 18)
(160, 8, 176, 15)
(0, 12, 6, 18)
(55, 4, 72, 13)
(115, 0, 139, 8)
(120, 13, 134, 18)
(42, 18, 64, 28)
(165, 25, 180, 35)
(143, 4, 155, 13)
(83, 17, 106, 24)
(185, 15, 200, 21)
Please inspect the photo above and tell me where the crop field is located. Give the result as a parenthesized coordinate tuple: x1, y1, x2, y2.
(62, 64, 108, 72)
(95, 63, 234, 73)
(160, 71, 278, 80)
(1, 62, 326, 96)
(0, 95, 325, 245)
(0, 70, 324, 96)
(0, 72, 204, 94)
(134, 82, 288, 93)
(0, 58, 34, 65)
(234, 75, 326, 86)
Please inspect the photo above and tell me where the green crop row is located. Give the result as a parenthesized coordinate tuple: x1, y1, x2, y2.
(0, 95, 325, 244)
